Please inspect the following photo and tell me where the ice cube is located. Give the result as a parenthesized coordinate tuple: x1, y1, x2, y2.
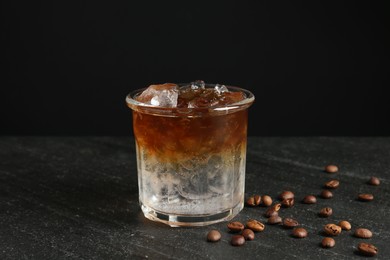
(137, 83, 179, 107)
(214, 84, 228, 95)
(190, 80, 205, 89)
(219, 92, 245, 105)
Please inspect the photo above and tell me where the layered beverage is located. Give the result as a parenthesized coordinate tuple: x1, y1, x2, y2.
(126, 81, 254, 226)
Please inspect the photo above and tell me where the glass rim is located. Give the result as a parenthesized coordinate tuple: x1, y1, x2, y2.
(125, 84, 255, 117)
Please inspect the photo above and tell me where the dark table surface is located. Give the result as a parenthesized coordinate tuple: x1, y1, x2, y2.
(1, 137, 389, 259)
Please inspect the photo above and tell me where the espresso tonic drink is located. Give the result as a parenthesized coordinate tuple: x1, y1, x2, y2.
(126, 81, 254, 226)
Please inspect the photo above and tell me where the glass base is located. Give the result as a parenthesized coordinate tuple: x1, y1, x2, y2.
(140, 202, 244, 227)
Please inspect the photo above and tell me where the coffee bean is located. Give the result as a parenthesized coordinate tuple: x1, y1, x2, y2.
(338, 220, 351, 231)
(227, 221, 245, 232)
(302, 195, 317, 204)
(265, 208, 278, 218)
(246, 196, 256, 206)
(254, 195, 261, 205)
(262, 195, 273, 206)
(325, 165, 338, 173)
(321, 237, 335, 248)
(354, 228, 373, 238)
(246, 219, 265, 232)
(320, 189, 333, 199)
(268, 215, 282, 225)
(273, 203, 282, 211)
(292, 227, 308, 238)
(246, 195, 261, 206)
(358, 193, 374, 202)
(241, 229, 255, 240)
(319, 207, 333, 217)
(231, 235, 245, 246)
(324, 224, 342, 236)
(368, 176, 380, 186)
(358, 242, 378, 256)
(207, 230, 221, 242)
(281, 198, 294, 208)
(283, 218, 299, 228)
(279, 191, 294, 200)
(324, 180, 339, 189)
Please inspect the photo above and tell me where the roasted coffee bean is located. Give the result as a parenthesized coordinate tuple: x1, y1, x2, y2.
(246, 196, 256, 206)
(325, 165, 338, 173)
(358, 242, 378, 256)
(292, 227, 308, 238)
(262, 195, 273, 206)
(246, 195, 261, 206)
(319, 207, 333, 217)
(303, 195, 317, 204)
(265, 208, 278, 218)
(246, 219, 265, 232)
(268, 215, 282, 225)
(324, 224, 342, 236)
(368, 176, 380, 186)
(241, 229, 255, 240)
(254, 195, 261, 205)
(207, 230, 221, 242)
(281, 198, 294, 208)
(358, 193, 374, 202)
(320, 189, 333, 199)
(321, 237, 335, 248)
(227, 221, 245, 232)
(273, 203, 282, 211)
(279, 191, 294, 200)
(283, 218, 299, 228)
(354, 228, 373, 238)
(324, 180, 340, 189)
(231, 235, 245, 246)
(338, 220, 351, 231)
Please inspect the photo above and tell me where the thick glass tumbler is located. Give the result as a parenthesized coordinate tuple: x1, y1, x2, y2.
(126, 84, 254, 226)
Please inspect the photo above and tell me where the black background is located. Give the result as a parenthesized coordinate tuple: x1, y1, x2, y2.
(1, 1, 388, 136)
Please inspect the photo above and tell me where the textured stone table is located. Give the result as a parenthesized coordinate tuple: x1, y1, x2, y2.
(0, 137, 389, 259)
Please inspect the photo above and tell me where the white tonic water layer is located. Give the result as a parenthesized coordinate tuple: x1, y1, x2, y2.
(136, 143, 246, 215)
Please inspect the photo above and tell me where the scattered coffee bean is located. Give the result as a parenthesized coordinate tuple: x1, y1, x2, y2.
(320, 189, 333, 199)
(338, 220, 351, 231)
(321, 237, 335, 248)
(262, 195, 273, 206)
(358, 193, 374, 202)
(231, 235, 246, 246)
(265, 208, 278, 218)
(354, 228, 373, 238)
(324, 180, 340, 189)
(247, 195, 262, 206)
(254, 194, 261, 205)
(325, 164, 338, 173)
(319, 207, 333, 217)
(292, 227, 308, 238)
(246, 196, 256, 206)
(358, 242, 378, 256)
(268, 215, 282, 225)
(227, 221, 245, 232)
(207, 230, 221, 242)
(283, 218, 299, 228)
(246, 219, 265, 232)
(324, 224, 342, 236)
(273, 203, 282, 211)
(281, 198, 294, 208)
(279, 191, 294, 200)
(368, 176, 380, 186)
(303, 195, 317, 204)
(241, 229, 255, 240)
